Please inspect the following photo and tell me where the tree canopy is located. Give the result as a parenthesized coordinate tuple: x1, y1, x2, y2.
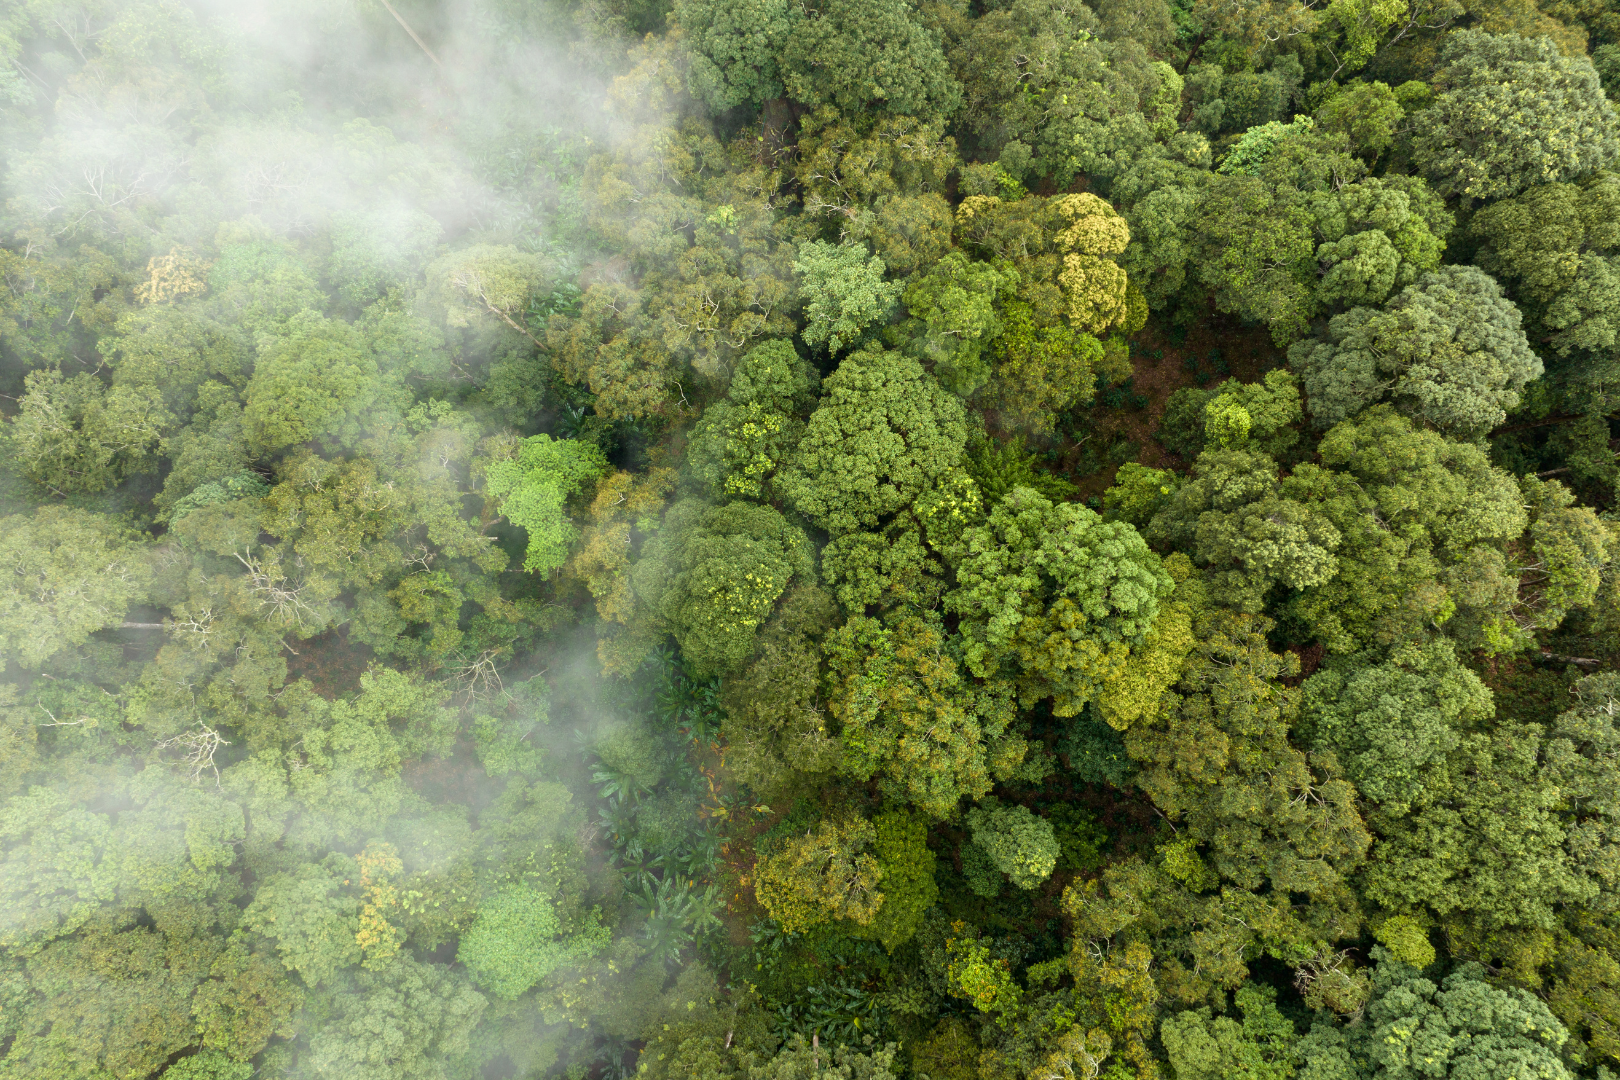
(7, 4, 1620, 1080)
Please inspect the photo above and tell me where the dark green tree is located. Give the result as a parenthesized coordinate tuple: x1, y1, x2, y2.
(779, 0, 961, 118)
(781, 347, 969, 535)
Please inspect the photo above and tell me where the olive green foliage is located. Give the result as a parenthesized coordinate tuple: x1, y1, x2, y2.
(305, 957, 487, 1080)
(0, 507, 149, 668)
(790, 110, 957, 257)
(1104, 462, 1179, 529)
(1289, 266, 1542, 435)
(1316, 81, 1406, 158)
(940, 0, 1164, 188)
(1151, 448, 1342, 613)
(826, 612, 1022, 818)
(241, 312, 393, 453)
(754, 815, 883, 933)
(1202, 370, 1303, 459)
(423, 244, 553, 337)
(164, 1051, 255, 1080)
(1413, 30, 1620, 200)
(484, 435, 609, 575)
(1125, 612, 1372, 908)
(1523, 476, 1614, 627)
(752, 1034, 901, 1080)
(1278, 407, 1529, 653)
(1192, 161, 1453, 345)
(7, 366, 168, 493)
(241, 863, 362, 987)
(781, 347, 969, 534)
(988, 300, 1102, 432)
(1219, 117, 1318, 176)
(716, 584, 844, 797)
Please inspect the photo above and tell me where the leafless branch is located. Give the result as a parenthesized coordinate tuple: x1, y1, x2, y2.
(155, 724, 231, 787)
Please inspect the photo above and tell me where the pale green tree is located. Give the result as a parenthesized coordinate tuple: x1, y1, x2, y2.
(1280, 407, 1529, 653)
(1412, 30, 1620, 201)
(457, 885, 609, 1000)
(1289, 266, 1542, 436)
(897, 251, 1019, 395)
(241, 862, 361, 987)
(1124, 611, 1372, 906)
(7, 367, 170, 493)
(241, 312, 395, 453)
(1149, 449, 1342, 614)
(750, 1034, 900, 1080)
(0, 507, 149, 668)
(422, 243, 554, 342)
(794, 241, 902, 355)
(304, 957, 487, 1080)
(1470, 170, 1620, 357)
(1315, 80, 1406, 159)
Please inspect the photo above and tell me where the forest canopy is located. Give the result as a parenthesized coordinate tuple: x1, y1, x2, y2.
(8, 1, 1620, 1079)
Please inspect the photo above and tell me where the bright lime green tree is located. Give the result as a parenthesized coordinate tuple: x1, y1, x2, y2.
(484, 434, 609, 576)
(456, 885, 608, 1000)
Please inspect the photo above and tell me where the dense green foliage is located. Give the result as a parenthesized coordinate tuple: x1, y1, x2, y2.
(8, 2, 1620, 1079)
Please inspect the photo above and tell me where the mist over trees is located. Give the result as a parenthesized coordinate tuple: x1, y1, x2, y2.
(8, 0, 1620, 1078)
